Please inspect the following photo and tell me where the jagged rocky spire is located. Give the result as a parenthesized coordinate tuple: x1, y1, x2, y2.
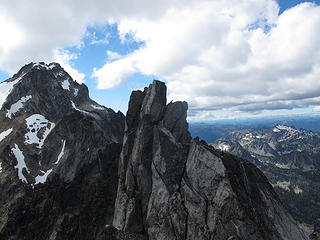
(113, 80, 191, 233)
(113, 80, 307, 240)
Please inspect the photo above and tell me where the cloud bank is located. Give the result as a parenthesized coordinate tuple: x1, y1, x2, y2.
(0, 0, 319, 120)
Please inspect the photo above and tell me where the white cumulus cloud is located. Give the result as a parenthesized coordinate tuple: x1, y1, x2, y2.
(54, 49, 85, 84)
(314, 106, 320, 112)
(93, 1, 320, 120)
(93, 55, 137, 89)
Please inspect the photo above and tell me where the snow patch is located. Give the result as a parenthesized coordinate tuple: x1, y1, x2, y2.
(33, 62, 50, 70)
(0, 128, 13, 143)
(0, 162, 2, 173)
(276, 125, 295, 131)
(34, 169, 53, 185)
(294, 186, 303, 194)
(274, 181, 291, 191)
(55, 140, 66, 164)
(241, 133, 254, 145)
(24, 114, 55, 149)
(275, 163, 291, 169)
(61, 79, 70, 90)
(49, 63, 59, 69)
(91, 104, 105, 110)
(274, 125, 297, 133)
(71, 101, 79, 110)
(71, 101, 90, 114)
(0, 78, 21, 109)
(52, 70, 66, 78)
(6, 95, 32, 118)
(58, 71, 65, 77)
(273, 127, 280, 132)
(243, 133, 253, 140)
(12, 144, 29, 183)
(217, 143, 230, 151)
(74, 88, 79, 96)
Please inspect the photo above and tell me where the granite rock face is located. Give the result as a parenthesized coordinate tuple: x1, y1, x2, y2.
(113, 80, 307, 240)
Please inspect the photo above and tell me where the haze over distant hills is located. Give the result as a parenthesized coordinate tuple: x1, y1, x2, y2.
(189, 115, 320, 143)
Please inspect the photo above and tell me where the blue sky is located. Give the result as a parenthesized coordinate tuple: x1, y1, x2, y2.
(63, 25, 153, 113)
(278, 0, 319, 13)
(0, 0, 320, 121)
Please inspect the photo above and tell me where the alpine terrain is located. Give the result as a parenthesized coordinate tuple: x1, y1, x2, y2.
(0, 62, 308, 239)
(0, 62, 125, 239)
(212, 126, 320, 233)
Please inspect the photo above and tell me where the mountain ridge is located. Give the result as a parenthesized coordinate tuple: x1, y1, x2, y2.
(0, 62, 309, 239)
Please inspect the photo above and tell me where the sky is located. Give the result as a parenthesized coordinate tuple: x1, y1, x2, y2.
(0, 0, 320, 122)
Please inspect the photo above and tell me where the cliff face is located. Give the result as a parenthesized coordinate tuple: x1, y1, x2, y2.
(113, 80, 307, 240)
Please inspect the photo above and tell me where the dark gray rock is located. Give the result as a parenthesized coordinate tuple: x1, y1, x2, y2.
(162, 101, 191, 143)
(113, 80, 307, 240)
(113, 81, 191, 234)
(0, 142, 122, 240)
(0, 62, 125, 240)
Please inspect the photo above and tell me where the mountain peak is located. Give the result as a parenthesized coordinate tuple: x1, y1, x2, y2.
(11, 62, 61, 79)
(0, 62, 125, 185)
(10, 62, 81, 89)
(273, 124, 296, 132)
(113, 80, 306, 239)
(0, 62, 125, 240)
(0, 61, 92, 120)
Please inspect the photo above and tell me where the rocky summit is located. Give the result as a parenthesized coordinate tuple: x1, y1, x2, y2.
(0, 63, 308, 239)
(113, 80, 307, 240)
(0, 62, 125, 239)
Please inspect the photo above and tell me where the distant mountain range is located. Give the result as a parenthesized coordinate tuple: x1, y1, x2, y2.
(189, 115, 320, 143)
(211, 125, 320, 231)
